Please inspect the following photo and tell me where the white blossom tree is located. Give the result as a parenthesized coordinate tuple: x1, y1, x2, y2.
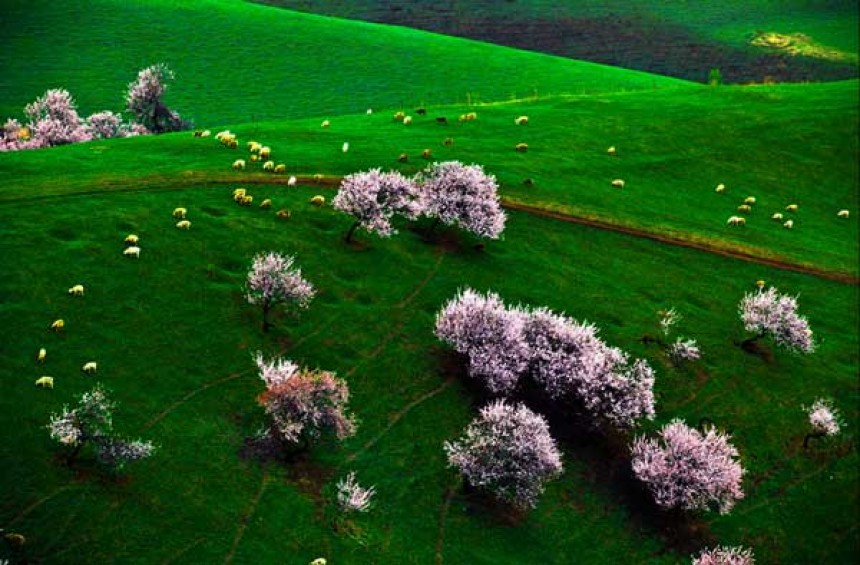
(245, 251, 315, 332)
(417, 161, 506, 239)
(444, 400, 563, 510)
(254, 353, 356, 449)
(739, 287, 814, 354)
(631, 419, 744, 514)
(125, 63, 186, 133)
(803, 397, 842, 448)
(336, 471, 376, 513)
(692, 545, 755, 565)
(333, 168, 424, 243)
(23, 88, 92, 147)
(434, 288, 529, 395)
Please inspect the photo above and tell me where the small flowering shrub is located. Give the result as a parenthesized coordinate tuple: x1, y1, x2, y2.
(333, 168, 424, 242)
(255, 353, 356, 448)
(668, 338, 702, 364)
(125, 63, 187, 133)
(336, 471, 376, 513)
(245, 251, 315, 332)
(692, 545, 755, 565)
(659, 307, 681, 336)
(739, 287, 814, 353)
(86, 110, 135, 139)
(804, 398, 842, 437)
(445, 400, 562, 510)
(631, 419, 744, 514)
(417, 161, 506, 239)
(47, 384, 155, 473)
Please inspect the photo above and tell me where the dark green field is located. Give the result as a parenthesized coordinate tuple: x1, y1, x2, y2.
(1, 1, 857, 563)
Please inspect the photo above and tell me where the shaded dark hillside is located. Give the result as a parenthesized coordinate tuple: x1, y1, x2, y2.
(253, 0, 858, 83)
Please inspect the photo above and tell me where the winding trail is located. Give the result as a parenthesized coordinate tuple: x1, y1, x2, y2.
(6, 484, 78, 527)
(224, 471, 270, 564)
(435, 484, 456, 565)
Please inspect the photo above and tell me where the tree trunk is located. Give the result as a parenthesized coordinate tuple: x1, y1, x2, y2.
(426, 217, 442, 237)
(261, 302, 272, 333)
(804, 431, 825, 449)
(344, 221, 360, 244)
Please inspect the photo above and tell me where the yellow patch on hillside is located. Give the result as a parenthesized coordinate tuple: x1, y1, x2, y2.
(751, 31, 856, 63)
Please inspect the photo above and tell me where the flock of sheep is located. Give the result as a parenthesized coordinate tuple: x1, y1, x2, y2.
(721, 185, 850, 228)
(33, 289, 98, 390)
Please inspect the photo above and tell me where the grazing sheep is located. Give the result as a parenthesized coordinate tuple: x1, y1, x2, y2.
(607, 146, 617, 156)
(68, 284, 84, 296)
(260, 198, 272, 209)
(756, 280, 766, 289)
(837, 209, 850, 218)
(227, 138, 238, 149)
(173, 207, 187, 219)
(436, 116, 448, 125)
(240, 196, 253, 206)
(233, 188, 247, 199)
(611, 179, 625, 189)
(123, 246, 141, 258)
(515, 116, 529, 126)
(744, 196, 756, 205)
(51, 319, 65, 331)
(393, 111, 405, 121)
(273, 164, 286, 174)
(276, 209, 292, 219)
(342, 142, 349, 153)
(515, 143, 529, 152)
(250, 154, 259, 162)
(442, 137, 454, 147)
(215, 130, 232, 141)
(176, 220, 191, 230)
(366, 108, 373, 115)
(200, 130, 211, 138)
(82, 361, 97, 374)
(416, 107, 427, 115)
(310, 195, 325, 206)
(37, 348, 46, 362)
(321, 120, 330, 128)
(263, 160, 275, 171)
(402, 116, 412, 125)
(4, 532, 26, 547)
(398, 153, 408, 163)
(422, 148, 433, 159)
(727, 216, 746, 226)
(737, 204, 752, 213)
(786, 204, 798, 212)
(715, 183, 725, 193)
(232, 159, 246, 170)
(287, 176, 297, 187)
(35, 376, 54, 388)
(247, 141, 260, 151)
(124, 234, 139, 245)
(259, 146, 271, 160)
(771, 212, 784, 221)
(310, 559, 326, 565)
(783, 219, 794, 229)
(193, 130, 204, 137)
(464, 112, 477, 121)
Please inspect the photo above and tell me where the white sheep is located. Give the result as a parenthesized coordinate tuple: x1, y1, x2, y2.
(82, 361, 97, 374)
(783, 219, 794, 229)
(611, 179, 625, 189)
(240, 195, 253, 206)
(259, 146, 271, 160)
(837, 209, 850, 218)
(274, 164, 286, 174)
(321, 120, 330, 128)
(200, 130, 211, 137)
(287, 176, 297, 187)
(232, 159, 246, 170)
(68, 284, 84, 296)
(123, 246, 141, 258)
(514, 116, 529, 125)
(607, 146, 616, 156)
(366, 108, 373, 115)
(727, 216, 746, 226)
(176, 220, 191, 230)
(35, 376, 54, 388)
(756, 280, 766, 289)
(37, 348, 46, 363)
(276, 209, 291, 219)
(342, 142, 349, 153)
(771, 212, 784, 221)
(402, 116, 412, 125)
(248, 142, 262, 154)
(310, 195, 325, 206)
(124, 234, 139, 245)
(260, 198, 272, 209)
(310, 559, 326, 565)
(715, 183, 725, 193)
(173, 207, 187, 219)
(263, 160, 275, 171)
(786, 204, 799, 212)
(744, 196, 756, 205)
(737, 204, 751, 214)
(232, 188, 247, 199)
(515, 143, 528, 152)
(51, 319, 65, 331)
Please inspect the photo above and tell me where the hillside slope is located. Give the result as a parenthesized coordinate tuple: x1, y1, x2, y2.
(0, 0, 690, 126)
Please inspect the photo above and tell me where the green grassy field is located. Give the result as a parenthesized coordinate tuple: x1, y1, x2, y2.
(1, 1, 858, 563)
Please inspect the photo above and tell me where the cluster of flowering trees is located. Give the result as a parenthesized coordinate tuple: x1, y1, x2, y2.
(245, 251, 315, 332)
(1, 63, 184, 152)
(333, 161, 506, 242)
(47, 385, 155, 473)
(435, 288, 656, 429)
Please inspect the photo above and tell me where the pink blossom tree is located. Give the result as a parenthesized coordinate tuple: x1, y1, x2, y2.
(254, 353, 356, 449)
(691, 545, 755, 565)
(631, 419, 745, 514)
(23, 88, 92, 147)
(739, 287, 814, 354)
(445, 400, 563, 510)
(86, 110, 132, 139)
(245, 251, 315, 333)
(47, 384, 155, 472)
(416, 161, 506, 239)
(332, 168, 424, 243)
(803, 397, 842, 448)
(125, 63, 186, 133)
(434, 288, 529, 395)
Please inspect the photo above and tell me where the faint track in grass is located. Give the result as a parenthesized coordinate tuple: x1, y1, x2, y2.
(163, 537, 206, 565)
(6, 484, 79, 527)
(224, 471, 270, 564)
(435, 484, 456, 565)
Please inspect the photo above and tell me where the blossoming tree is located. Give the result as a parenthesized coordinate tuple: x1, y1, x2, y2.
(125, 63, 186, 133)
(245, 251, 315, 332)
(691, 545, 755, 565)
(444, 400, 563, 510)
(631, 419, 745, 514)
(333, 168, 424, 243)
(416, 161, 506, 239)
(739, 287, 814, 354)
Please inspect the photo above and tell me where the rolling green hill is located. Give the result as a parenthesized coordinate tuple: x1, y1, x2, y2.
(1, 0, 857, 564)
